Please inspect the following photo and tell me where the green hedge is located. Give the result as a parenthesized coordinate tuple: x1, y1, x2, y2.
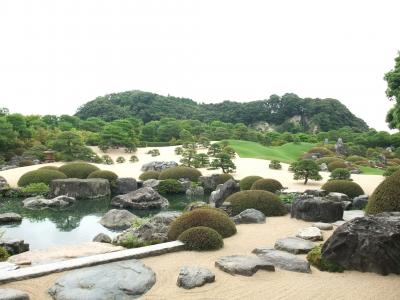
(239, 176, 262, 190)
(18, 169, 67, 187)
(366, 171, 400, 214)
(139, 171, 160, 181)
(322, 180, 364, 198)
(58, 162, 100, 179)
(178, 226, 223, 251)
(250, 178, 283, 193)
(159, 166, 202, 181)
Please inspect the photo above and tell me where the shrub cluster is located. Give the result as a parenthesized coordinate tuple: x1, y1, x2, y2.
(250, 178, 283, 193)
(116, 156, 126, 163)
(159, 166, 202, 181)
(58, 162, 100, 179)
(328, 160, 348, 172)
(101, 155, 114, 165)
(18, 159, 34, 167)
(306, 245, 344, 272)
(383, 166, 400, 177)
(18, 169, 67, 187)
(129, 155, 139, 163)
(178, 226, 223, 251)
(239, 176, 262, 190)
(317, 157, 341, 165)
(146, 149, 160, 156)
(321, 180, 364, 198)
(329, 168, 351, 181)
(269, 160, 282, 170)
(307, 147, 333, 157)
(157, 179, 182, 194)
(88, 170, 118, 183)
(139, 171, 160, 181)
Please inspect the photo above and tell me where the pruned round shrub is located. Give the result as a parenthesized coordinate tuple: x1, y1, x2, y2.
(250, 178, 283, 193)
(269, 160, 282, 170)
(328, 160, 348, 172)
(216, 173, 234, 185)
(139, 171, 160, 181)
(383, 166, 400, 177)
(88, 170, 118, 183)
(17, 169, 67, 187)
(39, 166, 59, 171)
(307, 147, 333, 157)
(321, 180, 364, 198)
(178, 226, 223, 251)
(159, 166, 202, 181)
(329, 168, 351, 181)
(366, 171, 400, 214)
(101, 155, 114, 165)
(0, 247, 10, 262)
(18, 159, 34, 167)
(307, 245, 344, 273)
(168, 208, 236, 240)
(226, 190, 287, 216)
(58, 162, 100, 179)
(116, 156, 126, 163)
(239, 176, 262, 190)
(347, 155, 367, 163)
(388, 158, 400, 166)
(157, 179, 182, 194)
(129, 155, 139, 163)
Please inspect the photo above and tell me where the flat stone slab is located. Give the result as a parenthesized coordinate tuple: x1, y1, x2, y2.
(252, 247, 311, 273)
(0, 213, 22, 223)
(215, 255, 275, 276)
(312, 222, 333, 230)
(177, 266, 215, 289)
(274, 237, 315, 254)
(332, 220, 346, 227)
(48, 260, 156, 299)
(0, 288, 29, 300)
(296, 227, 323, 241)
(0, 262, 19, 272)
(232, 209, 266, 224)
(343, 210, 364, 222)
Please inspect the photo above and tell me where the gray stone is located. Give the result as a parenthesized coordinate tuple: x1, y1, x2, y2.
(326, 192, 350, 202)
(353, 195, 369, 210)
(332, 220, 346, 227)
(141, 161, 178, 172)
(199, 174, 222, 192)
(0, 176, 9, 191)
(48, 260, 156, 299)
(185, 186, 204, 199)
(209, 179, 239, 208)
(215, 255, 275, 276)
(176, 266, 215, 289)
(99, 209, 138, 230)
(0, 213, 22, 224)
(312, 222, 333, 230)
(114, 177, 137, 195)
(343, 210, 364, 222)
(23, 195, 75, 210)
(184, 201, 208, 211)
(178, 179, 192, 191)
(319, 163, 328, 172)
(291, 196, 343, 222)
(304, 189, 328, 197)
(232, 209, 266, 224)
(0, 239, 29, 255)
(50, 179, 110, 199)
(296, 227, 323, 241)
(0, 288, 29, 300)
(341, 201, 353, 210)
(335, 137, 347, 155)
(274, 237, 315, 254)
(252, 247, 311, 273)
(92, 233, 112, 243)
(151, 211, 181, 225)
(143, 179, 160, 189)
(111, 187, 169, 210)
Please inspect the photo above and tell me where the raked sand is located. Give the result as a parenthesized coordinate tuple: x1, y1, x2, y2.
(2, 215, 400, 300)
(0, 145, 384, 195)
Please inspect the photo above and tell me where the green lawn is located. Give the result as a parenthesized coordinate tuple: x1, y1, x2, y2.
(227, 140, 315, 164)
(358, 166, 385, 175)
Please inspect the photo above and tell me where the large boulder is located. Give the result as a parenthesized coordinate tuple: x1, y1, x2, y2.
(353, 195, 369, 210)
(48, 260, 156, 299)
(23, 195, 75, 210)
(209, 179, 239, 208)
(0, 213, 22, 224)
(141, 161, 178, 172)
(215, 255, 275, 276)
(0, 289, 29, 300)
(232, 209, 266, 224)
(114, 178, 137, 195)
(291, 196, 343, 222)
(199, 174, 222, 192)
(177, 266, 215, 289)
(0, 239, 29, 255)
(50, 179, 110, 199)
(111, 187, 169, 210)
(99, 209, 138, 230)
(322, 213, 400, 275)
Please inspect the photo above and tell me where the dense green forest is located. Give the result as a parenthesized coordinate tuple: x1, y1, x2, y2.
(75, 91, 368, 132)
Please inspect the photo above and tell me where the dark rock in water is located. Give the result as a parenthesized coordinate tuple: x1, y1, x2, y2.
(209, 179, 239, 208)
(215, 255, 275, 276)
(92, 233, 112, 243)
(177, 266, 215, 289)
(274, 237, 315, 254)
(232, 209, 266, 224)
(50, 179, 110, 199)
(111, 187, 169, 210)
(114, 177, 137, 195)
(48, 260, 156, 299)
(322, 213, 400, 275)
(353, 195, 369, 210)
(23, 195, 75, 210)
(0, 239, 29, 255)
(141, 161, 178, 172)
(0, 288, 30, 300)
(99, 209, 138, 230)
(0, 213, 22, 224)
(291, 197, 343, 222)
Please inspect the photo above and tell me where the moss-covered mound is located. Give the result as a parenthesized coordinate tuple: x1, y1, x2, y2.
(328, 160, 348, 172)
(250, 178, 283, 193)
(215, 173, 234, 185)
(159, 166, 202, 181)
(39, 166, 59, 171)
(88, 170, 118, 182)
(239, 176, 262, 190)
(178, 226, 223, 251)
(366, 171, 400, 214)
(157, 179, 182, 194)
(226, 190, 287, 216)
(17, 169, 67, 187)
(168, 208, 236, 240)
(58, 162, 100, 179)
(307, 245, 344, 273)
(322, 180, 364, 198)
(139, 171, 160, 181)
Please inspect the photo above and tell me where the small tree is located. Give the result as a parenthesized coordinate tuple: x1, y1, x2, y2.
(175, 146, 184, 155)
(194, 153, 210, 168)
(116, 156, 126, 163)
(211, 153, 236, 173)
(180, 149, 197, 167)
(129, 155, 139, 163)
(222, 146, 236, 159)
(207, 143, 222, 156)
(330, 168, 352, 181)
(292, 159, 322, 185)
(101, 155, 114, 165)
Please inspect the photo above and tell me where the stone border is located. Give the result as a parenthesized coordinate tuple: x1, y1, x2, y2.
(0, 241, 184, 284)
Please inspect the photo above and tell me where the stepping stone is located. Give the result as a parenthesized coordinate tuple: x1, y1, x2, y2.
(0, 262, 19, 272)
(296, 227, 323, 241)
(274, 237, 315, 254)
(0, 288, 29, 300)
(312, 222, 333, 230)
(343, 210, 364, 222)
(48, 260, 156, 300)
(215, 255, 275, 276)
(177, 266, 215, 289)
(232, 209, 266, 224)
(332, 220, 346, 227)
(252, 247, 311, 273)
(0, 213, 22, 224)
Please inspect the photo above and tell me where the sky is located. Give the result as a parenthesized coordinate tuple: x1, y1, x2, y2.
(0, 0, 399, 131)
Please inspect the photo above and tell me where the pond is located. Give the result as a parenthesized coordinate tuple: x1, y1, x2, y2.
(0, 194, 207, 250)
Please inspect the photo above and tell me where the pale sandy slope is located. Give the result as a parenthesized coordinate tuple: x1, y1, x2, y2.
(3, 215, 400, 300)
(0, 145, 384, 195)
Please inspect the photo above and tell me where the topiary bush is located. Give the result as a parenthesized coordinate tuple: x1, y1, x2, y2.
(18, 159, 34, 167)
(116, 156, 126, 163)
(168, 208, 236, 240)
(178, 226, 223, 251)
(328, 160, 348, 172)
(366, 171, 400, 214)
(321, 180, 364, 198)
(269, 160, 282, 170)
(129, 155, 139, 163)
(250, 178, 283, 193)
(101, 155, 114, 165)
(157, 179, 182, 194)
(383, 166, 400, 177)
(306, 245, 344, 273)
(239, 176, 262, 190)
(139, 171, 160, 181)
(159, 166, 202, 181)
(329, 168, 352, 181)
(215, 173, 234, 185)
(39, 166, 59, 171)
(88, 170, 118, 183)
(18, 169, 67, 187)
(58, 162, 100, 179)
(0, 246, 10, 262)
(226, 190, 287, 216)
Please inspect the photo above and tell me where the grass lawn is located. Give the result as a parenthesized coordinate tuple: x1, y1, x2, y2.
(227, 140, 315, 164)
(358, 166, 385, 175)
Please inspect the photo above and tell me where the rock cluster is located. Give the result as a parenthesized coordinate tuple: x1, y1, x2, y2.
(23, 195, 75, 210)
(141, 161, 178, 172)
(111, 187, 169, 210)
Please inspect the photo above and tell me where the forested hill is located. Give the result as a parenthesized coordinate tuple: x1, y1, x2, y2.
(75, 90, 368, 132)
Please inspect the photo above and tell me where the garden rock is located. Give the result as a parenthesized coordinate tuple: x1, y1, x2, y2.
(151, 211, 181, 225)
(274, 237, 315, 254)
(111, 187, 169, 210)
(48, 260, 156, 299)
(114, 178, 137, 195)
(92, 233, 112, 243)
(0, 239, 29, 255)
(232, 209, 266, 224)
(209, 179, 239, 208)
(304, 189, 328, 197)
(252, 247, 311, 273)
(199, 174, 222, 192)
(0, 213, 22, 224)
(319, 163, 328, 172)
(143, 179, 160, 189)
(0, 176, 9, 190)
(185, 186, 204, 199)
(177, 266, 215, 289)
(50, 178, 110, 199)
(312, 222, 333, 230)
(141, 161, 178, 172)
(291, 197, 343, 222)
(99, 209, 138, 230)
(215, 255, 275, 276)
(296, 227, 323, 241)
(353, 195, 369, 210)
(0, 288, 29, 300)
(326, 192, 350, 202)
(322, 213, 400, 275)
(23, 195, 75, 210)
(343, 210, 364, 221)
